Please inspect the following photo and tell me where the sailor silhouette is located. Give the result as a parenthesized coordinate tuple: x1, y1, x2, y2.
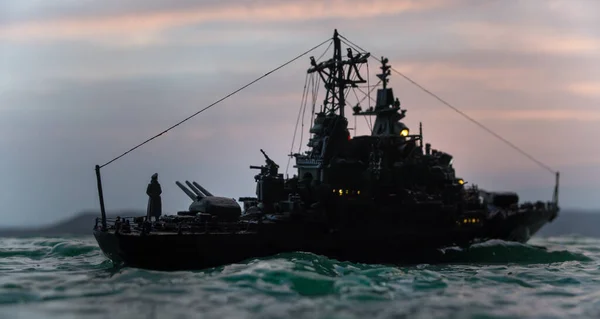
(146, 173, 162, 222)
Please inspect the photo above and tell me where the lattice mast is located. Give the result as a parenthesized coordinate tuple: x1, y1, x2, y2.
(307, 30, 370, 119)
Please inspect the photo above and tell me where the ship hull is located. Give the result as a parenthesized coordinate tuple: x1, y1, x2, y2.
(94, 207, 556, 271)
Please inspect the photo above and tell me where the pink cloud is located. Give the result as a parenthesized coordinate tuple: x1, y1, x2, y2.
(451, 22, 600, 56)
(392, 61, 538, 92)
(567, 82, 600, 97)
(0, 0, 448, 42)
(391, 61, 600, 102)
(457, 108, 600, 122)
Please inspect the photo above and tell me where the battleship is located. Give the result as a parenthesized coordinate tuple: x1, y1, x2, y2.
(93, 30, 560, 271)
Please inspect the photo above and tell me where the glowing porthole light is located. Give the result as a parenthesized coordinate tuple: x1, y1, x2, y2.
(400, 129, 409, 137)
(339, 189, 343, 196)
(458, 179, 465, 185)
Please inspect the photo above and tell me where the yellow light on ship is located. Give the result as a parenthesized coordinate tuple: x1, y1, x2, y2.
(339, 189, 343, 196)
(463, 219, 468, 223)
(458, 179, 465, 185)
(400, 129, 409, 137)
(357, 190, 361, 195)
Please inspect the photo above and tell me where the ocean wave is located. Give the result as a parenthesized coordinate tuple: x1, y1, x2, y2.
(438, 239, 592, 264)
(1, 236, 599, 319)
(0, 238, 100, 259)
(47, 242, 98, 258)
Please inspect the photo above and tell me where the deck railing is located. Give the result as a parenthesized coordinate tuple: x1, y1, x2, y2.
(94, 216, 259, 234)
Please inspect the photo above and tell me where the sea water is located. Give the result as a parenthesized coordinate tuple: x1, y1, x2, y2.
(1, 236, 599, 319)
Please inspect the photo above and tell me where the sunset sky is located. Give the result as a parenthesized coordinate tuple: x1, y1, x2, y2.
(1, 0, 599, 226)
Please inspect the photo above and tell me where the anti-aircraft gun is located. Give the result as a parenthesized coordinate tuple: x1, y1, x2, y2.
(246, 149, 286, 214)
(250, 149, 280, 178)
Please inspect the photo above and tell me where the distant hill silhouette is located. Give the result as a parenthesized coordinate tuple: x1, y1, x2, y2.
(0, 210, 143, 237)
(0, 209, 598, 238)
(536, 209, 600, 238)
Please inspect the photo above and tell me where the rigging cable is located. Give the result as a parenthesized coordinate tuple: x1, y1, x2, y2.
(310, 74, 320, 128)
(366, 61, 372, 130)
(348, 79, 381, 132)
(100, 37, 333, 169)
(338, 34, 557, 175)
(287, 39, 331, 175)
(355, 80, 382, 132)
(367, 62, 371, 110)
(298, 76, 310, 154)
(286, 73, 310, 176)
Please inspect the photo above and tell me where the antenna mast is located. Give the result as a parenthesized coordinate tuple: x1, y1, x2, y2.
(308, 29, 369, 118)
(334, 30, 345, 117)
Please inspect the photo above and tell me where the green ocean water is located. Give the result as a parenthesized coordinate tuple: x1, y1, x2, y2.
(1, 236, 599, 319)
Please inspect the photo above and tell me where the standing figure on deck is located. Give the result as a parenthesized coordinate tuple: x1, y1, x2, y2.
(146, 173, 162, 222)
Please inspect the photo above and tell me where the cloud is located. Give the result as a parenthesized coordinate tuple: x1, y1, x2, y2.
(0, 0, 448, 43)
(567, 82, 600, 97)
(546, 0, 600, 22)
(393, 61, 537, 92)
(451, 22, 600, 56)
(446, 108, 600, 122)
(390, 59, 600, 109)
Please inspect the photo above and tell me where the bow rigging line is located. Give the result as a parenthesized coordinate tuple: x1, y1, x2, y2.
(99, 37, 333, 169)
(338, 33, 557, 176)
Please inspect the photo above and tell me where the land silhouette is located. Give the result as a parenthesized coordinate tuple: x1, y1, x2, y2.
(0, 210, 143, 237)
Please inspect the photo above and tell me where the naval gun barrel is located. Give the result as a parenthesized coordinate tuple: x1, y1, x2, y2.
(260, 149, 269, 160)
(176, 181, 197, 201)
(193, 181, 213, 197)
(185, 181, 204, 198)
(260, 149, 279, 167)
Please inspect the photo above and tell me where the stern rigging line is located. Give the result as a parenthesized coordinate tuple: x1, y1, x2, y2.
(338, 34, 557, 175)
(100, 37, 333, 169)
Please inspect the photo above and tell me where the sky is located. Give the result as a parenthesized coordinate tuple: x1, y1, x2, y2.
(1, 0, 599, 227)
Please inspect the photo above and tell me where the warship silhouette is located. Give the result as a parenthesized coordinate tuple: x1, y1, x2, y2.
(93, 30, 560, 271)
